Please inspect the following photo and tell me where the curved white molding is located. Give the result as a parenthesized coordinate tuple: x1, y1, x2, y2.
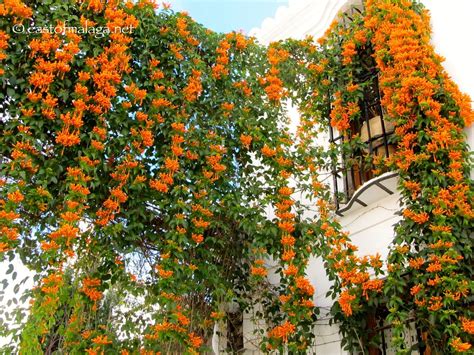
(250, 0, 361, 45)
(337, 171, 399, 217)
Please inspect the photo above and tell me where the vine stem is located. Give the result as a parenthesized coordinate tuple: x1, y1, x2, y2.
(355, 330, 366, 355)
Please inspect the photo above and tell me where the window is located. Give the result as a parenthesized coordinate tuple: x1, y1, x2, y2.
(328, 27, 396, 211)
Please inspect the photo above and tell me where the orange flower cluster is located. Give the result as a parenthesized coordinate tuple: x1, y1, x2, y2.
(341, 40, 356, 65)
(28, 29, 82, 146)
(70, 183, 91, 196)
(426, 261, 442, 273)
(261, 46, 289, 102)
(81, 277, 103, 303)
(149, 121, 186, 197)
(176, 15, 199, 46)
(86, 11, 135, 112)
(403, 180, 421, 200)
(428, 239, 453, 249)
(149, 178, 168, 193)
(410, 284, 422, 297)
(91, 335, 112, 345)
(125, 83, 147, 106)
(221, 102, 234, 113)
(426, 296, 442, 312)
(188, 332, 203, 349)
(41, 168, 89, 253)
(319, 215, 383, 306)
(283, 264, 297, 276)
(146, 320, 184, 339)
(156, 265, 174, 279)
(402, 208, 429, 224)
(329, 92, 359, 132)
(366, 0, 472, 188)
(240, 134, 252, 149)
(261, 67, 285, 103)
(1, 226, 18, 242)
(56, 111, 83, 147)
(409, 257, 424, 270)
(0, 0, 33, 21)
(267, 46, 289, 67)
(251, 263, 267, 277)
(275, 186, 296, 264)
(450, 337, 472, 353)
(7, 190, 24, 203)
(40, 273, 63, 295)
(185, 141, 224, 256)
(338, 290, 356, 316)
(183, 69, 202, 102)
(130, 122, 155, 152)
(461, 318, 474, 335)
(268, 320, 295, 343)
(361, 279, 383, 300)
(9, 140, 38, 173)
(150, 61, 164, 82)
(0, 31, 8, 76)
(212, 39, 230, 79)
(353, 30, 367, 45)
(295, 276, 314, 296)
(261, 144, 276, 158)
(233, 80, 252, 97)
(190, 232, 203, 244)
(191, 217, 209, 229)
(281, 234, 295, 246)
(96, 157, 137, 226)
(30, 271, 65, 337)
(83, 0, 105, 13)
(206, 153, 226, 174)
(49, 224, 79, 241)
(429, 184, 473, 219)
(169, 43, 184, 61)
(230, 32, 248, 51)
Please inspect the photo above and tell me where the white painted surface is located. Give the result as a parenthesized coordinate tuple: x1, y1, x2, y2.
(0, 258, 34, 348)
(249, 0, 360, 45)
(340, 193, 401, 263)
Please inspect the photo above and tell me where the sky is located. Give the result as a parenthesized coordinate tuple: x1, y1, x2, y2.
(169, 0, 288, 33)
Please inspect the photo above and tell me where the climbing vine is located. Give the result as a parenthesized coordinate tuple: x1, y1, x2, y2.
(277, 0, 474, 352)
(0, 0, 472, 354)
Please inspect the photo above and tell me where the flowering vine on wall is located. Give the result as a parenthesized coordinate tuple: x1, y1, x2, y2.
(0, 0, 472, 354)
(276, 0, 473, 352)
